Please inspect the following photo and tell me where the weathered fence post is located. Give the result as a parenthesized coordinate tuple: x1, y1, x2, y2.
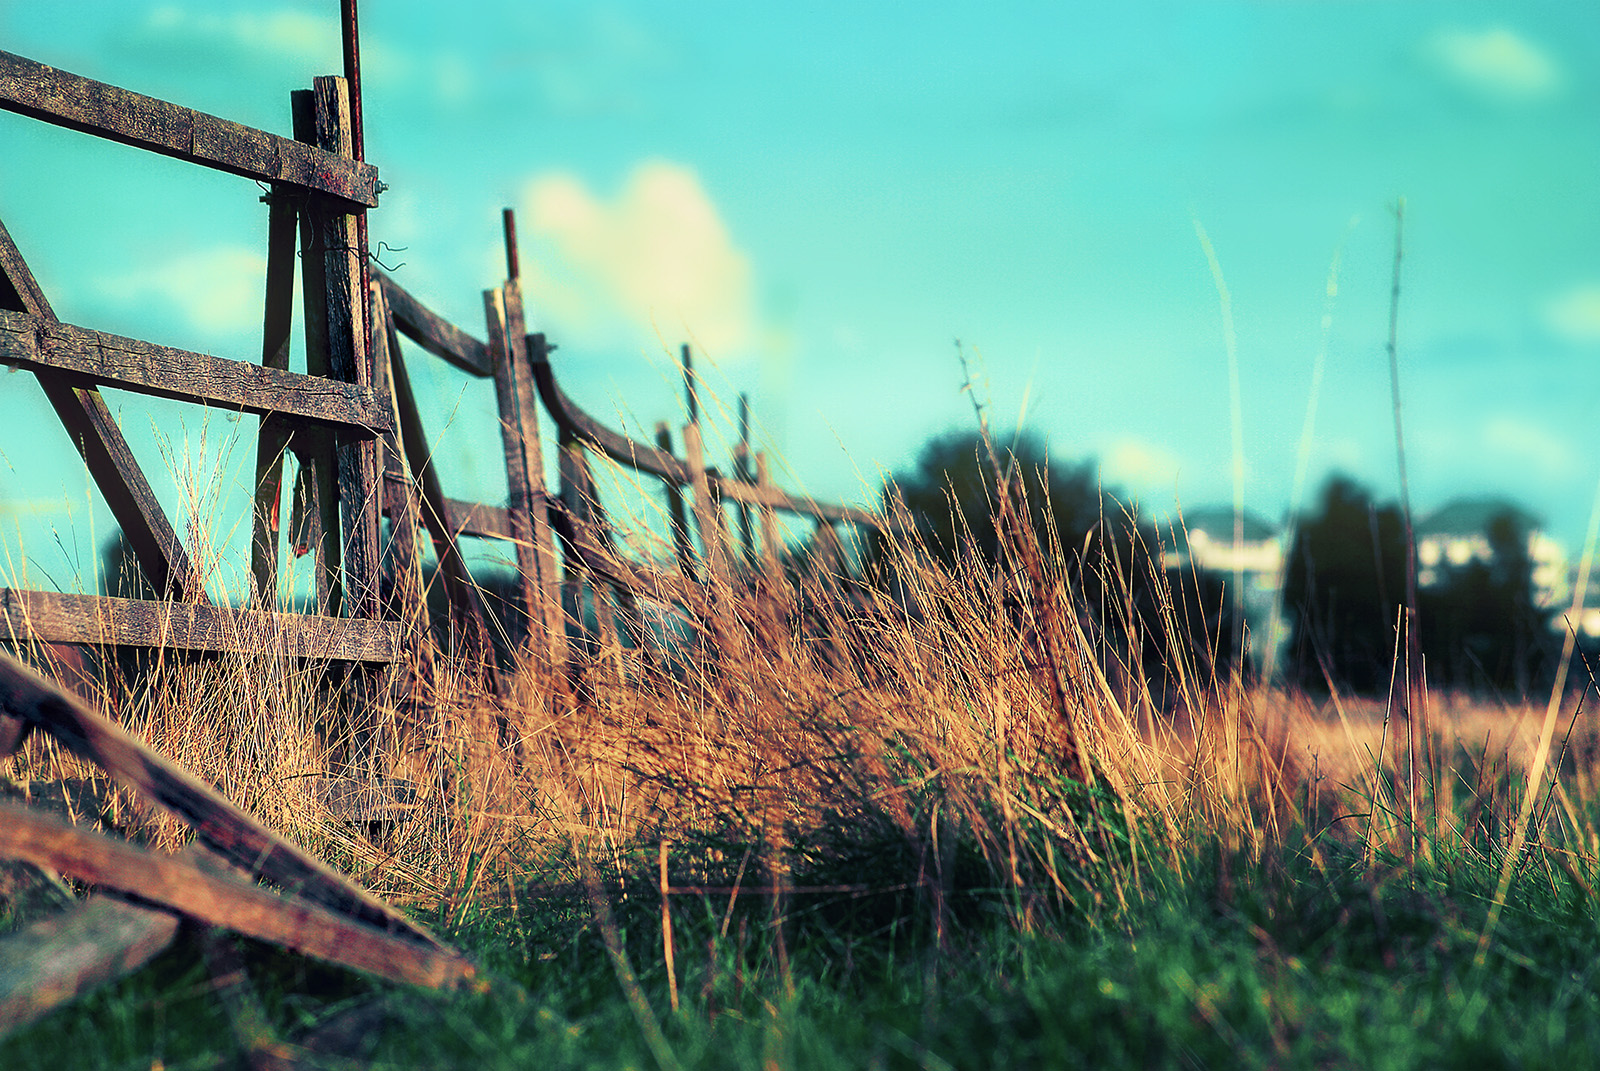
(656, 423, 697, 580)
(249, 189, 299, 608)
(289, 89, 348, 616)
(736, 393, 755, 565)
(484, 210, 566, 670)
(309, 75, 381, 622)
(755, 453, 784, 583)
(683, 422, 731, 590)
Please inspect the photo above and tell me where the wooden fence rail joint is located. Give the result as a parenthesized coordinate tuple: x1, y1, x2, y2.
(0, 50, 381, 208)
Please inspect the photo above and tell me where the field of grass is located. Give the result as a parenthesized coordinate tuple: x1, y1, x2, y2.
(3, 497, 1599, 1069)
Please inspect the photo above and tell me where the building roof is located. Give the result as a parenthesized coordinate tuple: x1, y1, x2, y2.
(1178, 506, 1279, 544)
(1417, 498, 1540, 538)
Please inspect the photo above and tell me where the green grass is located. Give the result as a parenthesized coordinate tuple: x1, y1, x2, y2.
(7, 803, 1600, 1070)
(6, 465, 1600, 1067)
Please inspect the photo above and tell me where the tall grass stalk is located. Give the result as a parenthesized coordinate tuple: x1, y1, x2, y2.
(8, 401, 1600, 1066)
(1193, 217, 1247, 666)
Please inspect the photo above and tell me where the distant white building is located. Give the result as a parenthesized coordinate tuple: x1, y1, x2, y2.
(1170, 506, 1287, 663)
(1167, 497, 1587, 660)
(1177, 507, 1284, 581)
(1414, 498, 1568, 611)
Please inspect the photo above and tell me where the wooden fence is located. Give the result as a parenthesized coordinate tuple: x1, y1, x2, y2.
(372, 208, 882, 690)
(0, 50, 395, 664)
(0, 38, 881, 707)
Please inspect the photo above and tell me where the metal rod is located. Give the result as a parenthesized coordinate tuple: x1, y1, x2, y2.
(340, 0, 372, 396)
(340, 0, 363, 161)
(502, 208, 521, 282)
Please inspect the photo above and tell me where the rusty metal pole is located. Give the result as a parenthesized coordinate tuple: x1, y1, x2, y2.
(503, 208, 521, 282)
(340, 0, 372, 366)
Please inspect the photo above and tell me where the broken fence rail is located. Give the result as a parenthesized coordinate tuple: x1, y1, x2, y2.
(0, 649, 477, 1036)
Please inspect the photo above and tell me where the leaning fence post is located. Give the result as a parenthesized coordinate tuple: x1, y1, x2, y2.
(755, 452, 784, 583)
(485, 285, 566, 670)
(656, 423, 697, 581)
(386, 336, 500, 689)
(250, 188, 298, 609)
(370, 280, 429, 662)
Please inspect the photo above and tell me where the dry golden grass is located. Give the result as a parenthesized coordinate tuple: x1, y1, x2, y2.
(4, 487, 1598, 933)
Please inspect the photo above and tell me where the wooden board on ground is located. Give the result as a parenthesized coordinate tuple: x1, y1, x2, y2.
(0, 652, 439, 945)
(0, 802, 473, 991)
(0, 892, 180, 1033)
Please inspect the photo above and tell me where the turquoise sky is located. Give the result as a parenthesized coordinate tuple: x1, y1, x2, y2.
(1, 1, 1597, 595)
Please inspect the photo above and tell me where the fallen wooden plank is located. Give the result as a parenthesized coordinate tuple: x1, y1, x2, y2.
(0, 51, 380, 207)
(0, 652, 438, 948)
(0, 801, 476, 990)
(0, 893, 180, 1036)
(0, 590, 402, 661)
(0, 311, 389, 436)
(378, 274, 493, 378)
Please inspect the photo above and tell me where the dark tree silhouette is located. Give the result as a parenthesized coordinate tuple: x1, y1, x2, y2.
(1282, 475, 1408, 693)
(879, 428, 1243, 698)
(1418, 508, 1552, 695)
(885, 428, 1105, 569)
(1284, 476, 1555, 697)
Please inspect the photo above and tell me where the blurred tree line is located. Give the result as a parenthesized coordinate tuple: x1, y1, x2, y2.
(93, 430, 1570, 701)
(1281, 474, 1558, 696)
(883, 430, 1571, 701)
(875, 429, 1244, 699)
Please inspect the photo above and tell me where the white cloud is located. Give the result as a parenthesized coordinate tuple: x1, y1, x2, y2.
(1428, 26, 1561, 100)
(98, 245, 267, 337)
(519, 161, 758, 359)
(143, 6, 340, 67)
(137, 6, 472, 101)
(1483, 416, 1577, 479)
(1100, 437, 1183, 492)
(1545, 284, 1600, 344)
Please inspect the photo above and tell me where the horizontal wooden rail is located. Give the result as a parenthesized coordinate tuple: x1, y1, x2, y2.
(711, 471, 879, 528)
(0, 51, 381, 208)
(378, 274, 492, 378)
(0, 311, 389, 436)
(0, 590, 402, 661)
(444, 498, 515, 541)
(527, 334, 693, 484)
